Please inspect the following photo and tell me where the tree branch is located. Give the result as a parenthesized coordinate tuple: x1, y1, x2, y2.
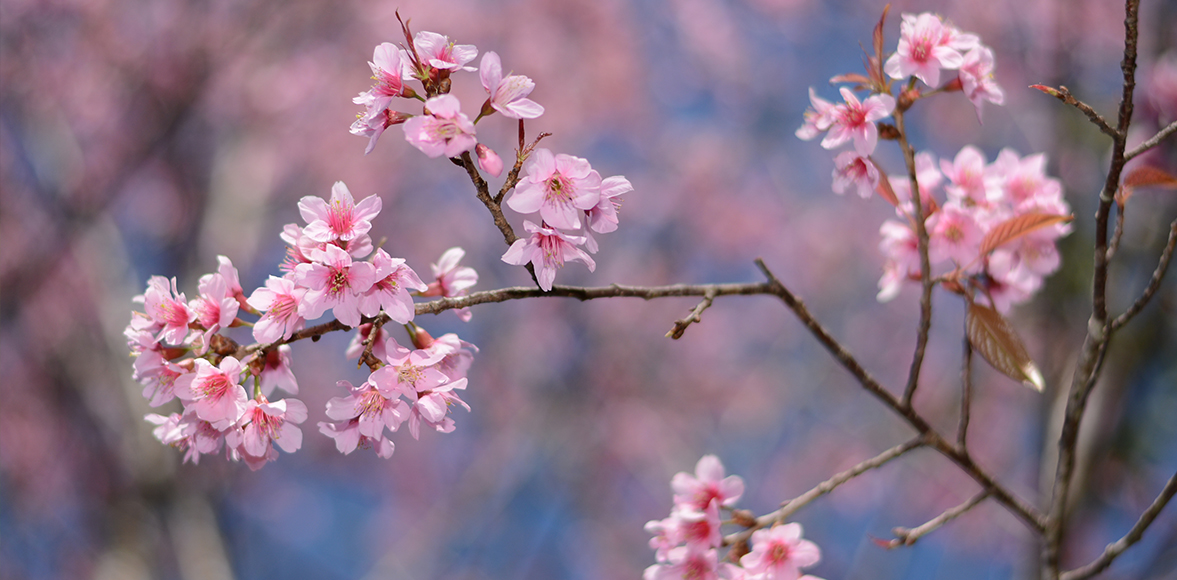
(724, 437, 926, 547)
(885, 490, 991, 548)
(1125, 120, 1177, 161)
(1110, 219, 1177, 332)
(1060, 469, 1177, 580)
(665, 289, 718, 339)
(957, 328, 974, 451)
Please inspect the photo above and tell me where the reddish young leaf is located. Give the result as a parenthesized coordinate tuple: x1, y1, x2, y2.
(966, 302, 1045, 391)
(1123, 165, 1177, 188)
(978, 212, 1073, 256)
(1119, 165, 1177, 207)
(1030, 84, 1063, 99)
(830, 73, 871, 86)
(873, 159, 899, 207)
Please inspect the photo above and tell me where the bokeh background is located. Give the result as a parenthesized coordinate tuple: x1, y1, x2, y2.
(2, 0, 1176, 578)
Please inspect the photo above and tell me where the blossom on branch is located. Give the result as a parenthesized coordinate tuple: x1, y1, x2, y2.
(501, 220, 596, 291)
(298, 181, 381, 244)
(821, 88, 895, 156)
(478, 51, 544, 119)
(884, 12, 977, 88)
(507, 148, 602, 230)
(403, 94, 477, 158)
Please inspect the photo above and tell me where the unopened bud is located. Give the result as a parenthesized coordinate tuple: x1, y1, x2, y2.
(476, 143, 504, 177)
(731, 509, 757, 528)
(941, 77, 963, 93)
(410, 326, 435, 350)
(878, 123, 900, 141)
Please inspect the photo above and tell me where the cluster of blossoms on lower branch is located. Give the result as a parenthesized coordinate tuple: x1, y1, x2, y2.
(349, 23, 633, 291)
(127, 180, 479, 470)
(645, 456, 824, 580)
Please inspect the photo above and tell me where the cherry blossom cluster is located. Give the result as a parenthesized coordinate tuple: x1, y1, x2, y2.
(126, 181, 479, 469)
(645, 456, 824, 580)
(796, 11, 1067, 311)
(876, 147, 1071, 311)
(349, 22, 633, 291)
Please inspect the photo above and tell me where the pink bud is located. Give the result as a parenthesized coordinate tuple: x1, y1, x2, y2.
(476, 143, 503, 177)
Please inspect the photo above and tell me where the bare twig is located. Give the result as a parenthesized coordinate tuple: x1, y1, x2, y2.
(666, 289, 718, 339)
(1045, 2, 1140, 576)
(1110, 219, 1177, 332)
(957, 328, 974, 451)
(753, 259, 1045, 533)
(457, 151, 517, 245)
(723, 437, 926, 547)
(1125, 120, 1177, 161)
(886, 490, 991, 548)
(891, 108, 935, 409)
(1107, 203, 1126, 261)
(1060, 469, 1177, 580)
(1053, 86, 1119, 138)
(357, 316, 389, 371)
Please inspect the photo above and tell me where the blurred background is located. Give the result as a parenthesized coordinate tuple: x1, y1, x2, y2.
(2, 0, 1176, 578)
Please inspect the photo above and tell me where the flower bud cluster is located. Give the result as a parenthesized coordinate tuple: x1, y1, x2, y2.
(349, 23, 634, 291)
(644, 456, 824, 580)
(127, 180, 480, 469)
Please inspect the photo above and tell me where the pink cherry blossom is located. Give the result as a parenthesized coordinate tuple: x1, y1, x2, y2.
(586, 175, 633, 235)
(189, 272, 239, 352)
(258, 345, 299, 397)
(146, 411, 225, 465)
(413, 31, 477, 73)
(478, 51, 544, 119)
(345, 323, 389, 362)
(402, 94, 477, 158)
(371, 338, 447, 398)
(216, 255, 244, 302)
(821, 88, 895, 156)
(298, 181, 381, 244)
(796, 88, 835, 141)
(359, 249, 426, 324)
(317, 418, 396, 458)
(643, 547, 739, 580)
(739, 523, 822, 580)
(958, 46, 1005, 122)
(424, 332, 478, 382)
(351, 108, 412, 155)
(507, 148, 603, 230)
(884, 13, 973, 88)
(141, 362, 189, 407)
(354, 43, 409, 120)
(928, 202, 983, 266)
(230, 396, 307, 459)
(248, 276, 307, 343)
(501, 220, 596, 291)
(671, 455, 745, 511)
(325, 379, 410, 440)
(142, 276, 196, 345)
(293, 244, 376, 327)
(406, 376, 469, 440)
(877, 220, 920, 302)
(420, 247, 478, 321)
(831, 151, 879, 199)
(174, 357, 249, 430)
(940, 146, 998, 205)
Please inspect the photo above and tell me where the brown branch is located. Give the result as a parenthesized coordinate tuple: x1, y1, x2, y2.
(957, 327, 974, 451)
(753, 259, 1045, 533)
(1060, 469, 1177, 580)
(886, 490, 991, 548)
(1045, 2, 1140, 576)
(1051, 86, 1119, 138)
(724, 437, 926, 547)
(1110, 219, 1177, 332)
(457, 151, 517, 246)
(1107, 203, 1126, 262)
(890, 107, 934, 410)
(1125, 120, 1177, 161)
(665, 289, 718, 339)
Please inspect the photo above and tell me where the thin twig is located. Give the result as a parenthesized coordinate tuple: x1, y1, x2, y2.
(1060, 469, 1177, 580)
(1046, 2, 1140, 576)
(753, 259, 1045, 533)
(723, 437, 926, 547)
(886, 490, 991, 548)
(666, 289, 718, 339)
(1107, 203, 1126, 261)
(891, 107, 935, 410)
(1054, 86, 1119, 138)
(457, 151, 517, 246)
(1125, 120, 1177, 161)
(357, 316, 388, 371)
(1110, 219, 1177, 332)
(957, 327, 974, 451)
